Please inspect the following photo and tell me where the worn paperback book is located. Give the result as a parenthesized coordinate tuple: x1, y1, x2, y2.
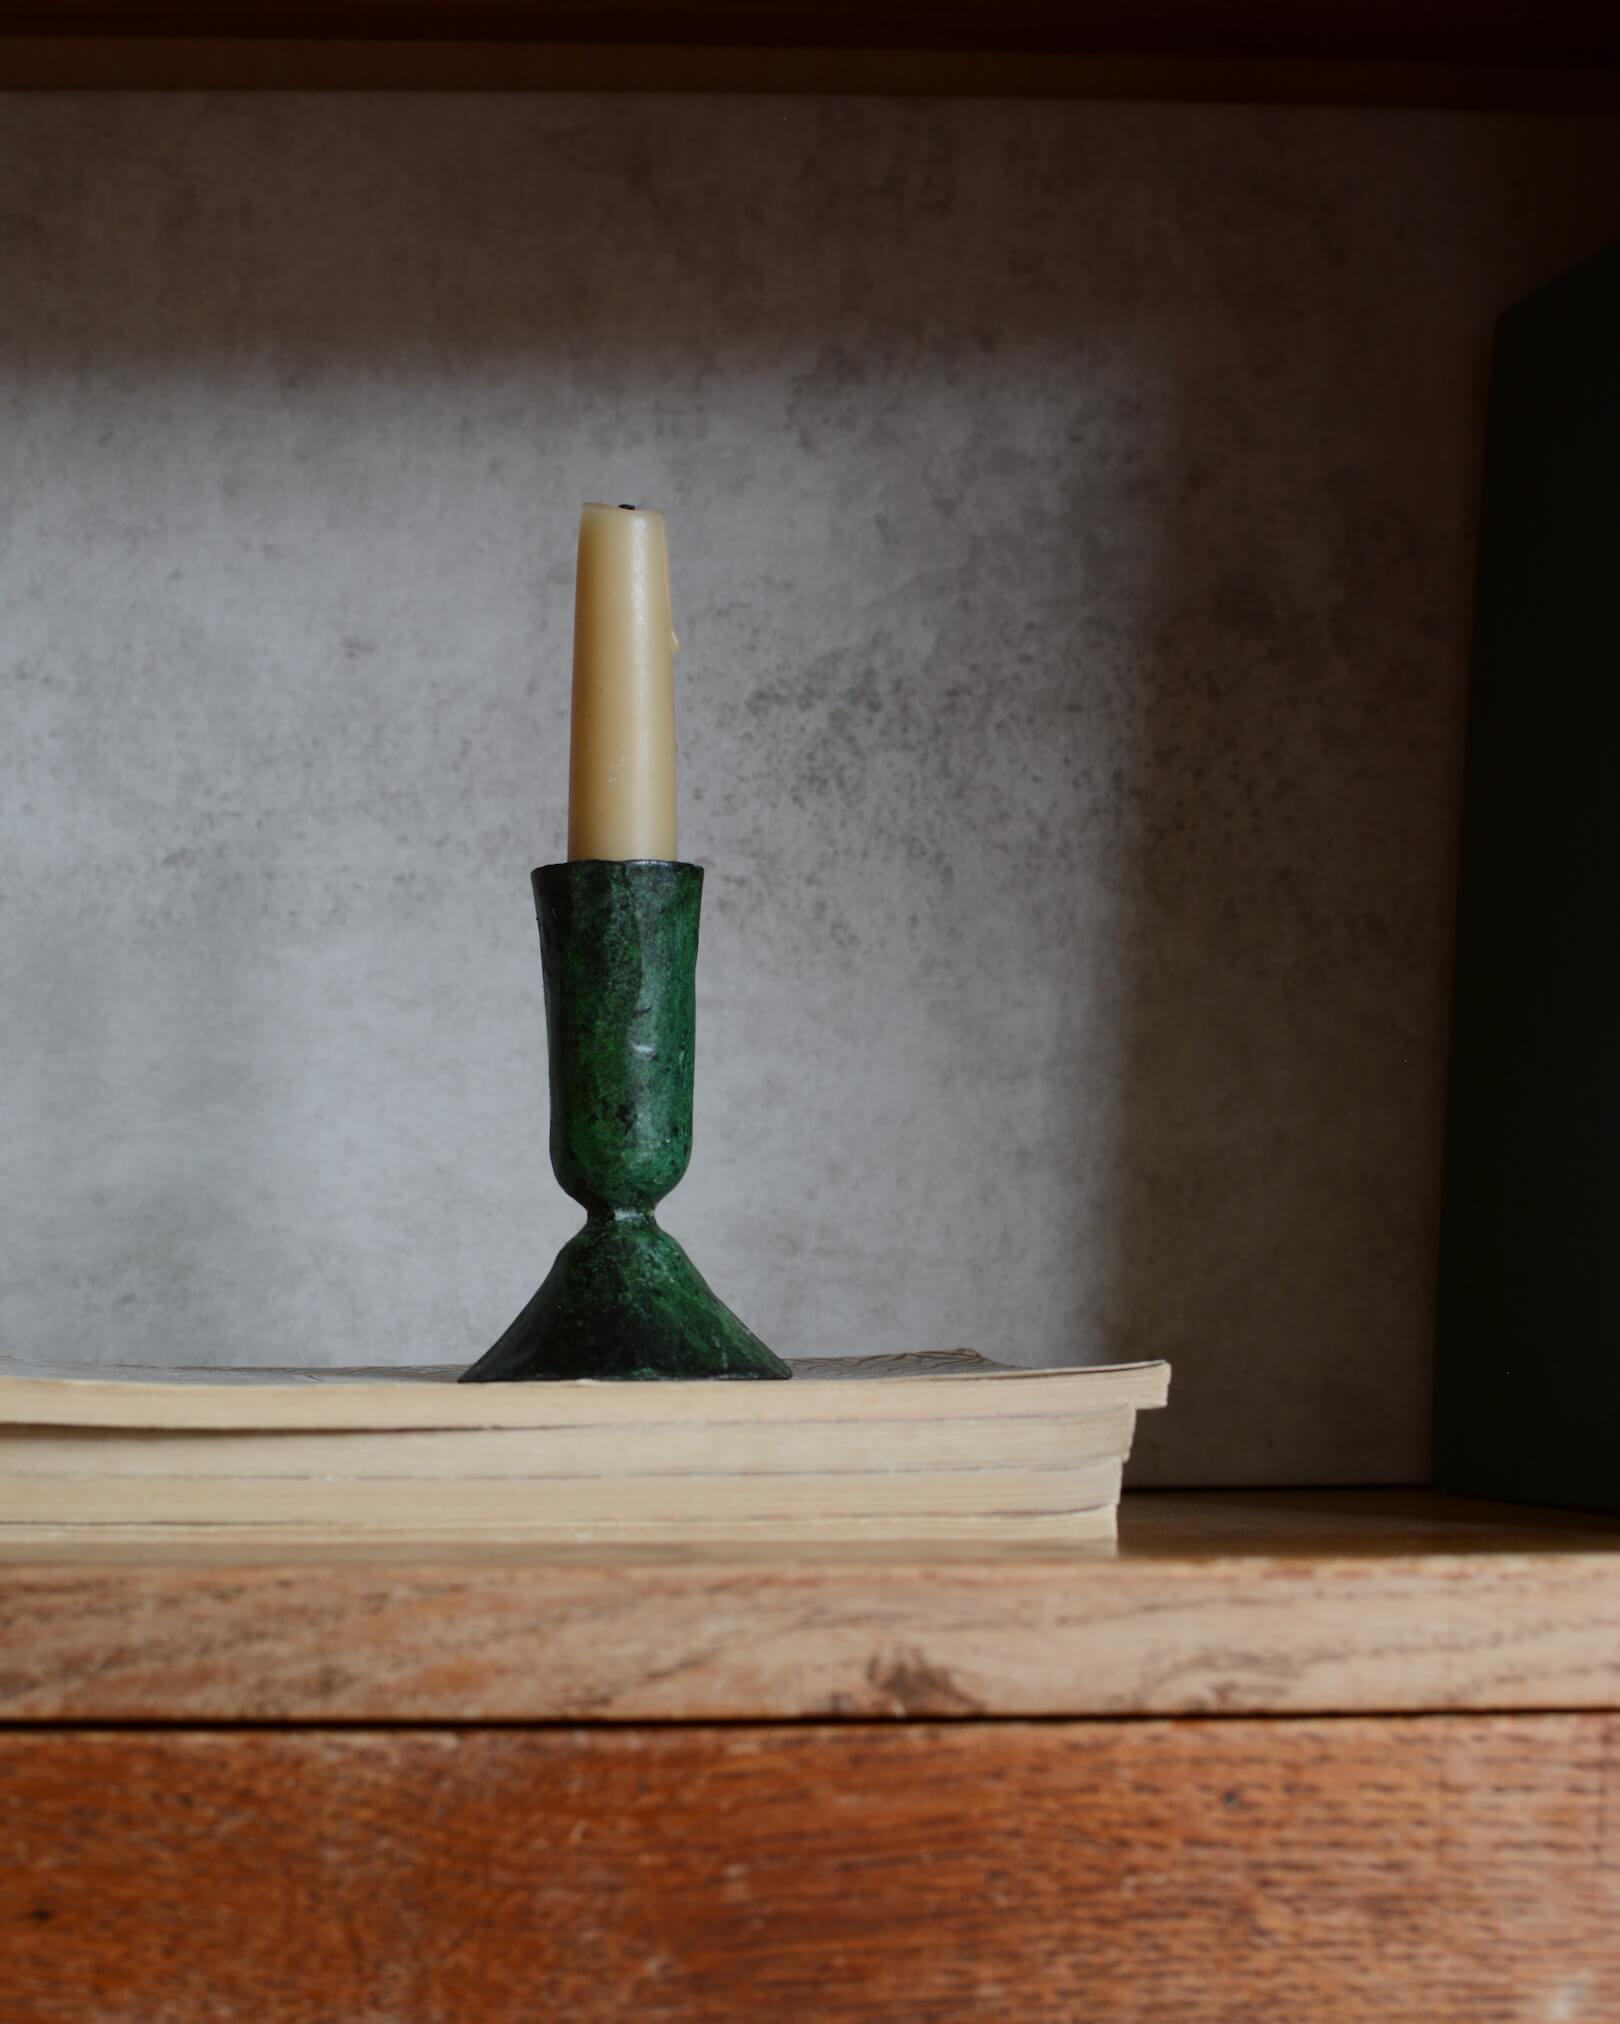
(0, 1353, 1169, 1544)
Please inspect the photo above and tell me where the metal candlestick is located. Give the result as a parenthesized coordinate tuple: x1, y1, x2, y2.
(461, 859, 789, 1382)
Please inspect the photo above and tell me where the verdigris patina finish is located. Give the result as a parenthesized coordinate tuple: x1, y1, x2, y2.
(461, 860, 789, 1382)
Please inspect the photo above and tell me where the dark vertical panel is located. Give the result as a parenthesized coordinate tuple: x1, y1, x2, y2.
(1435, 236, 1620, 1510)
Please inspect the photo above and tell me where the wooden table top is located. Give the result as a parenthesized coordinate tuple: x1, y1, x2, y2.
(3, 1489, 1617, 1723)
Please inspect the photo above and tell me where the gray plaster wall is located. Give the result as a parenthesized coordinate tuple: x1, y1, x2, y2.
(4, 96, 1618, 1482)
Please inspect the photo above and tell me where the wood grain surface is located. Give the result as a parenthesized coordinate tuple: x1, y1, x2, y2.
(0, 33, 1617, 106)
(3, 1717, 1616, 2022)
(2, 1491, 1617, 1722)
(2, 0, 1618, 64)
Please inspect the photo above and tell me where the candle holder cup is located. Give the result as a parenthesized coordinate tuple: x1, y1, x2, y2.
(461, 860, 789, 1382)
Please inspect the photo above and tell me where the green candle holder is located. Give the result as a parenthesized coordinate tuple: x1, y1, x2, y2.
(461, 860, 790, 1382)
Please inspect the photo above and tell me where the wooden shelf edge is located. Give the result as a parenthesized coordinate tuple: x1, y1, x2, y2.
(2, 1490, 1618, 1725)
(0, 37, 1616, 107)
(6, 1719, 1619, 2016)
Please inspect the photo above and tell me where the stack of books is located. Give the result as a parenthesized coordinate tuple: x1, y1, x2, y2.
(0, 1353, 1168, 1545)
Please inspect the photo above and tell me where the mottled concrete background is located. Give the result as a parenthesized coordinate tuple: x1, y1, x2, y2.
(4, 98, 1618, 1481)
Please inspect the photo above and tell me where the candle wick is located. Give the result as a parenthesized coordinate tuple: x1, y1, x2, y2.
(618, 502, 636, 511)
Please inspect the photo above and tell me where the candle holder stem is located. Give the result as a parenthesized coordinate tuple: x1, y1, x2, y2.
(461, 860, 788, 1382)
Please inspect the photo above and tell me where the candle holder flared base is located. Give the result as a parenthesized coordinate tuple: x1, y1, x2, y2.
(463, 1209, 784, 1382)
(460, 859, 789, 1384)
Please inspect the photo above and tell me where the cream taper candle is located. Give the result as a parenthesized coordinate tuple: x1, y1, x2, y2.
(567, 502, 679, 861)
